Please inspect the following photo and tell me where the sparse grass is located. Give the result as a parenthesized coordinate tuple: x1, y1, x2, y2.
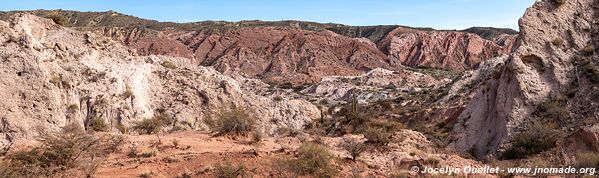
(533, 96, 570, 124)
(161, 61, 177, 69)
(139, 171, 155, 178)
(2, 124, 124, 177)
(577, 152, 599, 169)
(87, 116, 109, 132)
(340, 137, 366, 162)
(250, 131, 262, 144)
(502, 122, 557, 159)
(204, 106, 256, 137)
(214, 162, 247, 178)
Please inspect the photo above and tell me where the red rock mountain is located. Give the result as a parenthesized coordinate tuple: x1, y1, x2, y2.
(378, 27, 516, 71)
(0, 10, 518, 84)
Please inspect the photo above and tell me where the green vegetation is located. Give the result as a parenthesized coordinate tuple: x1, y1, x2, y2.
(214, 163, 247, 178)
(87, 116, 109, 132)
(132, 113, 173, 135)
(67, 104, 79, 111)
(581, 45, 595, 55)
(502, 122, 557, 159)
(273, 143, 337, 177)
(0, 124, 124, 177)
(551, 38, 564, 46)
(553, 0, 566, 7)
(204, 107, 256, 136)
(44, 13, 67, 26)
(161, 61, 177, 69)
(363, 126, 392, 146)
(124, 84, 134, 98)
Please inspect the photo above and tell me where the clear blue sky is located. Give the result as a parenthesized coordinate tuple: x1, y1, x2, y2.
(0, 0, 536, 30)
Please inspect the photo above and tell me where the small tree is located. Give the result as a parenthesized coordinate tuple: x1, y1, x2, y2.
(340, 137, 366, 162)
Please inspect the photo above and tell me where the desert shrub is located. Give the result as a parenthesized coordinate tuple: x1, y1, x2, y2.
(534, 97, 570, 124)
(214, 163, 247, 178)
(124, 84, 134, 98)
(67, 104, 79, 111)
(582, 59, 599, 84)
(270, 143, 336, 177)
(87, 116, 109, 132)
(553, 0, 566, 6)
(340, 137, 366, 162)
(139, 171, 155, 178)
(502, 122, 557, 159)
(581, 45, 595, 55)
(577, 152, 599, 169)
(161, 61, 177, 69)
(132, 112, 172, 135)
(3, 124, 124, 177)
(363, 127, 392, 146)
(116, 123, 128, 134)
(273, 96, 283, 102)
(205, 107, 256, 136)
(250, 131, 262, 144)
(551, 38, 564, 46)
(44, 13, 67, 26)
(293, 143, 337, 176)
(49, 75, 63, 86)
(172, 139, 180, 148)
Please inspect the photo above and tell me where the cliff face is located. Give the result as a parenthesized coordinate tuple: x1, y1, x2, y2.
(0, 10, 519, 85)
(378, 27, 516, 71)
(452, 0, 599, 158)
(0, 14, 320, 147)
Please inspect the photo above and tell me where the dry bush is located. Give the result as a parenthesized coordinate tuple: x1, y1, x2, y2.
(44, 13, 67, 26)
(2, 124, 124, 177)
(132, 113, 173, 135)
(363, 127, 392, 146)
(204, 107, 256, 136)
(553, 0, 566, 6)
(340, 137, 366, 162)
(87, 116, 109, 132)
(552, 38, 564, 46)
(502, 122, 557, 159)
(123, 84, 134, 98)
(161, 61, 178, 69)
(214, 162, 247, 178)
(581, 45, 595, 55)
(272, 143, 337, 177)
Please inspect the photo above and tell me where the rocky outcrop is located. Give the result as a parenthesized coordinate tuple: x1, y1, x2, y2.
(92, 27, 398, 85)
(0, 14, 320, 147)
(378, 27, 516, 71)
(452, 0, 599, 157)
(0, 10, 521, 85)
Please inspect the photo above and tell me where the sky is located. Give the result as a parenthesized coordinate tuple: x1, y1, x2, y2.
(0, 0, 536, 30)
